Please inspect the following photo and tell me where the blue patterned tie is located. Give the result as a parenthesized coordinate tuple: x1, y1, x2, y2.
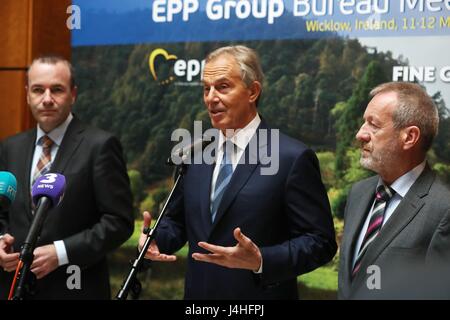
(211, 142, 234, 222)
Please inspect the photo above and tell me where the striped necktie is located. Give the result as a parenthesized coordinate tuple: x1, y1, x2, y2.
(32, 135, 54, 186)
(210, 141, 234, 222)
(352, 184, 395, 277)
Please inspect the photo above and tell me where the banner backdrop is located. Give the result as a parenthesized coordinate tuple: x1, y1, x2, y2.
(71, 0, 449, 176)
(72, 0, 450, 44)
(70, 1, 450, 297)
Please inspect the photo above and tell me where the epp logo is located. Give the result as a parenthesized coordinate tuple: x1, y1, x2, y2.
(149, 48, 205, 85)
(149, 48, 178, 85)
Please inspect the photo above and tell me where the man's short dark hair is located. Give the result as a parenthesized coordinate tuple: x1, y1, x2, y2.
(27, 54, 76, 88)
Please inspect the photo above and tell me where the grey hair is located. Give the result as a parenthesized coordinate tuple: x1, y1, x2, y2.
(370, 82, 439, 151)
(206, 45, 264, 88)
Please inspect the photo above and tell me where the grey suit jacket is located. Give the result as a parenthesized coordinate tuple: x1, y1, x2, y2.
(338, 165, 450, 299)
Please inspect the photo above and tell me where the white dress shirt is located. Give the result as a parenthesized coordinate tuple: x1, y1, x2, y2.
(30, 113, 73, 267)
(210, 113, 261, 203)
(209, 113, 262, 273)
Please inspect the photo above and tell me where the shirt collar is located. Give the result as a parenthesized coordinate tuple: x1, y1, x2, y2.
(36, 113, 74, 147)
(217, 113, 261, 152)
(377, 160, 426, 198)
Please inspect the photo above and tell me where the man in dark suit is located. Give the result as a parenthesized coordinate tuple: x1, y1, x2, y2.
(0, 55, 134, 299)
(338, 82, 450, 299)
(139, 45, 337, 299)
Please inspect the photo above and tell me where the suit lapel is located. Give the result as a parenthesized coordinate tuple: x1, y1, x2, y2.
(50, 117, 84, 174)
(209, 122, 268, 233)
(22, 130, 37, 220)
(355, 166, 433, 276)
(20, 118, 84, 220)
(345, 177, 378, 284)
(199, 162, 215, 233)
(210, 156, 258, 231)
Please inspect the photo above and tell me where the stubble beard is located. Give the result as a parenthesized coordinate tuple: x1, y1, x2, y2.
(359, 140, 399, 176)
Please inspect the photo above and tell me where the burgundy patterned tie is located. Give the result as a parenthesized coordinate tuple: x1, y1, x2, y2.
(352, 184, 395, 277)
(32, 135, 54, 186)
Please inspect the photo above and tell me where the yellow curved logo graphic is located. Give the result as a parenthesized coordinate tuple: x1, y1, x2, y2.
(149, 48, 178, 85)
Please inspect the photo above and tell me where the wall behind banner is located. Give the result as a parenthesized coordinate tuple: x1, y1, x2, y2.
(71, 0, 450, 299)
(0, 0, 71, 140)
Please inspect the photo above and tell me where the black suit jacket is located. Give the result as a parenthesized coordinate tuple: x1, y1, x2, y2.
(156, 121, 337, 299)
(0, 116, 134, 299)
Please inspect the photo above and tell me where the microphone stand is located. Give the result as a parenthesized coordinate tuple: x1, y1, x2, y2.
(116, 164, 185, 300)
(10, 197, 51, 300)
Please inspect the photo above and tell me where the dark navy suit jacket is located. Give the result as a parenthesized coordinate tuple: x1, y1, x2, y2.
(156, 121, 337, 299)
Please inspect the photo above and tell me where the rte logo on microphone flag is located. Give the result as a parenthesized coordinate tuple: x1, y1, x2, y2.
(0, 171, 17, 211)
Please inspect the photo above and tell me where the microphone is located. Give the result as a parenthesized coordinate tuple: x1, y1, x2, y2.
(167, 135, 215, 166)
(27, 173, 66, 246)
(0, 171, 17, 211)
(11, 173, 65, 300)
